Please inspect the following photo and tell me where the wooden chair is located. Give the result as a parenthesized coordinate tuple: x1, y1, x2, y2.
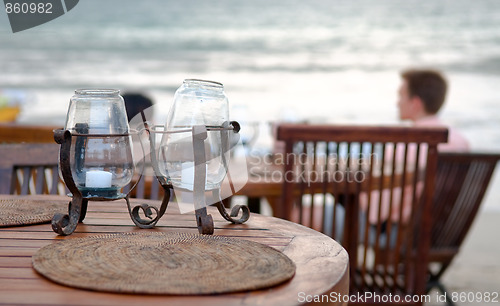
(276, 124, 448, 306)
(0, 143, 63, 195)
(0, 124, 65, 194)
(427, 152, 500, 305)
(0, 143, 162, 199)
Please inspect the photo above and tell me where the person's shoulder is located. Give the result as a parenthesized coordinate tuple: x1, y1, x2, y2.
(439, 127, 470, 152)
(414, 115, 470, 152)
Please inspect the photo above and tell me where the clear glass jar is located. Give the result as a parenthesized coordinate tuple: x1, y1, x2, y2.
(159, 79, 229, 191)
(64, 89, 134, 198)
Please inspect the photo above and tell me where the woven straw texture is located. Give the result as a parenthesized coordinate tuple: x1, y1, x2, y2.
(0, 198, 67, 227)
(32, 232, 296, 295)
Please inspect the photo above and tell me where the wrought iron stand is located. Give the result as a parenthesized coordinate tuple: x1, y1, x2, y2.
(51, 122, 249, 236)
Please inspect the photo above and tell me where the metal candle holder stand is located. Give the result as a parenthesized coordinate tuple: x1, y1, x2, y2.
(52, 121, 249, 236)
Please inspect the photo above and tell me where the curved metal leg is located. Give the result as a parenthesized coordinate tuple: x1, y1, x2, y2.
(126, 186, 171, 229)
(126, 197, 159, 228)
(78, 199, 88, 222)
(51, 195, 83, 236)
(214, 202, 250, 224)
(52, 129, 85, 235)
(196, 208, 214, 235)
(212, 190, 250, 224)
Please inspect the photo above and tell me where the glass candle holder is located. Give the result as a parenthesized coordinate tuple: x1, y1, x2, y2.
(159, 79, 230, 191)
(63, 89, 133, 199)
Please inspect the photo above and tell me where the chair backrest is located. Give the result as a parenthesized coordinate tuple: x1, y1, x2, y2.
(0, 143, 62, 195)
(276, 124, 448, 305)
(430, 152, 500, 263)
(0, 143, 162, 199)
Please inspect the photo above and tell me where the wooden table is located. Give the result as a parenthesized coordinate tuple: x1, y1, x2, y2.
(0, 194, 349, 306)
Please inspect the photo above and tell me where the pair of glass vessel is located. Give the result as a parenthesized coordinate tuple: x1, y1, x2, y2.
(64, 79, 231, 199)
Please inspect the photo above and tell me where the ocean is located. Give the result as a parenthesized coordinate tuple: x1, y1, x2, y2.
(1, 0, 500, 209)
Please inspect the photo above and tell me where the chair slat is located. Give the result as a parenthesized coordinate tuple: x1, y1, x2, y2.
(35, 166, 46, 194)
(50, 166, 60, 194)
(20, 167, 31, 195)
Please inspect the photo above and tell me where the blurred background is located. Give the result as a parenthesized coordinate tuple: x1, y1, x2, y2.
(1, 0, 499, 209)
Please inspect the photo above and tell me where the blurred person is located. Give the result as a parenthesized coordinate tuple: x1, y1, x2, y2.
(397, 68, 469, 151)
(122, 92, 155, 177)
(122, 92, 154, 123)
(358, 69, 470, 246)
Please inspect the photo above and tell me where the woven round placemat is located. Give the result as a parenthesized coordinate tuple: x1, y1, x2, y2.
(32, 232, 296, 295)
(0, 198, 68, 227)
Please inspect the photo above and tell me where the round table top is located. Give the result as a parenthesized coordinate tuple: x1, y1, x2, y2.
(0, 194, 349, 306)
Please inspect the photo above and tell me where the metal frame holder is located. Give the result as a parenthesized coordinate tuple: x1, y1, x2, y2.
(51, 121, 249, 236)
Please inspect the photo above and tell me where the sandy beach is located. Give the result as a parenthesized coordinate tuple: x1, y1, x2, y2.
(427, 209, 500, 306)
